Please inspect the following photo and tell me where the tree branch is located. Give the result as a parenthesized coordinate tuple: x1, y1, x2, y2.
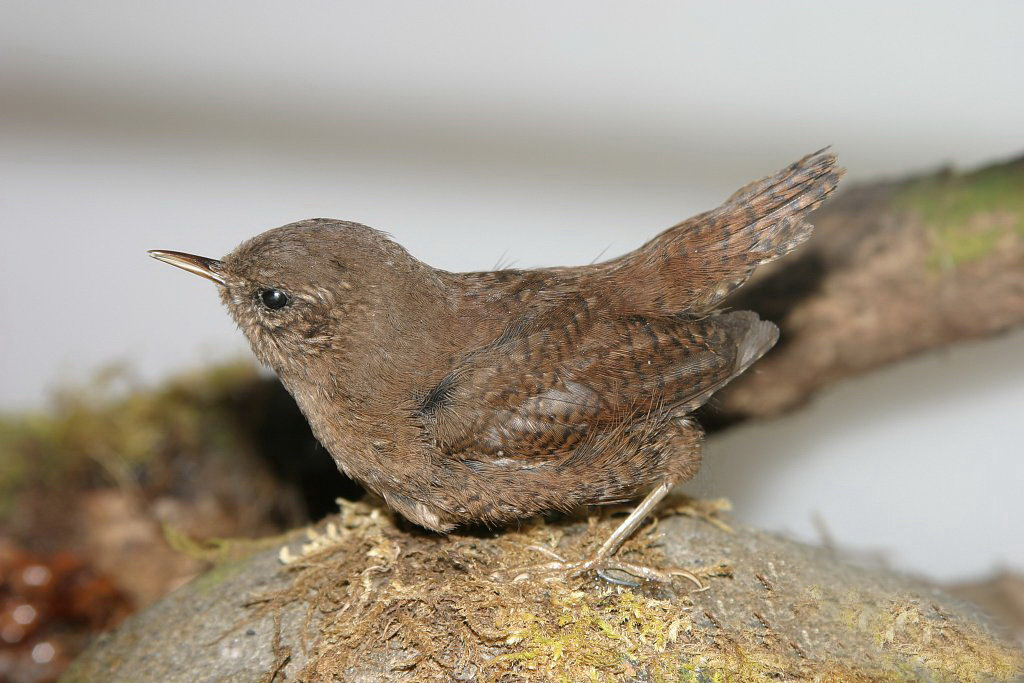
(704, 153, 1024, 427)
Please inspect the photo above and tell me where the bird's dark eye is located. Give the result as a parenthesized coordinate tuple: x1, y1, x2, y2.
(259, 288, 290, 310)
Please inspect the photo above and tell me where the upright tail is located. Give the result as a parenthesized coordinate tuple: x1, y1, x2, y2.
(605, 149, 843, 314)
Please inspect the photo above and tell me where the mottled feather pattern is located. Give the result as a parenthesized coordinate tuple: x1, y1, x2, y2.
(197, 151, 842, 531)
(406, 152, 838, 525)
(603, 148, 842, 313)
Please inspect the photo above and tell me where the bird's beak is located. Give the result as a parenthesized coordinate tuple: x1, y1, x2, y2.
(148, 250, 227, 285)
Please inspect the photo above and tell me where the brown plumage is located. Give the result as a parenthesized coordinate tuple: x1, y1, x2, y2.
(149, 149, 842, 581)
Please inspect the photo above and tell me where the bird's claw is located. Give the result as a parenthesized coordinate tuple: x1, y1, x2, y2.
(491, 546, 704, 589)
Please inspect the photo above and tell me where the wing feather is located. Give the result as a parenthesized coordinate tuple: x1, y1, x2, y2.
(416, 309, 776, 460)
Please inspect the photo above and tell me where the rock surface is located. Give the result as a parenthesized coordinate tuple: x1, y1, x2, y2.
(61, 500, 1022, 682)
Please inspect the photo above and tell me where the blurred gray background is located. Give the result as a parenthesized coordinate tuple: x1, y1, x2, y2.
(2, 1, 1022, 581)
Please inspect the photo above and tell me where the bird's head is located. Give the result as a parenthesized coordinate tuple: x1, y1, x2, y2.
(150, 219, 437, 381)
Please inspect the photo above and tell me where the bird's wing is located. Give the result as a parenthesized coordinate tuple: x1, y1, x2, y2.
(601, 149, 843, 313)
(413, 307, 776, 459)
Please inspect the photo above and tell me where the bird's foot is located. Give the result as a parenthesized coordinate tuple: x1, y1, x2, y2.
(490, 545, 705, 589)
(491, 481, 710, 587)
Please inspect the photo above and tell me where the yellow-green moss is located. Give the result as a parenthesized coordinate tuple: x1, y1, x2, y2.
(843, 595, 1022, 683)
(0, 360, 260, 516)
(493, 589, 689, 682)
(895, 159, 1024, 271)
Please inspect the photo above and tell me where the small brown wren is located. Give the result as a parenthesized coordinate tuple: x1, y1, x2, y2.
(150, 150, 842, 582)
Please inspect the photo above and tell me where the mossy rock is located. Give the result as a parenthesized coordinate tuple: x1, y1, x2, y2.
(61, 500, 1022, 682)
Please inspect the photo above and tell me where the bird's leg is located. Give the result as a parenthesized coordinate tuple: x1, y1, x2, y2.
(568, 480, 703, 587)
(584, 480, 673, 566)
(493, 479, 703, 587)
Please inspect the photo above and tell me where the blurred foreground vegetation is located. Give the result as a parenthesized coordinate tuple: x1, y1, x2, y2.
(0, 361, 354, 683)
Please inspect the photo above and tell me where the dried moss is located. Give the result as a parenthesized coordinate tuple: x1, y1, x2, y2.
(248, 501, 1022, 683)
(845, 595, 1022, 683)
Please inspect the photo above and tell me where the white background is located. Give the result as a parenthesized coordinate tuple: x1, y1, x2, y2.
(2, 1, 1022, 581)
